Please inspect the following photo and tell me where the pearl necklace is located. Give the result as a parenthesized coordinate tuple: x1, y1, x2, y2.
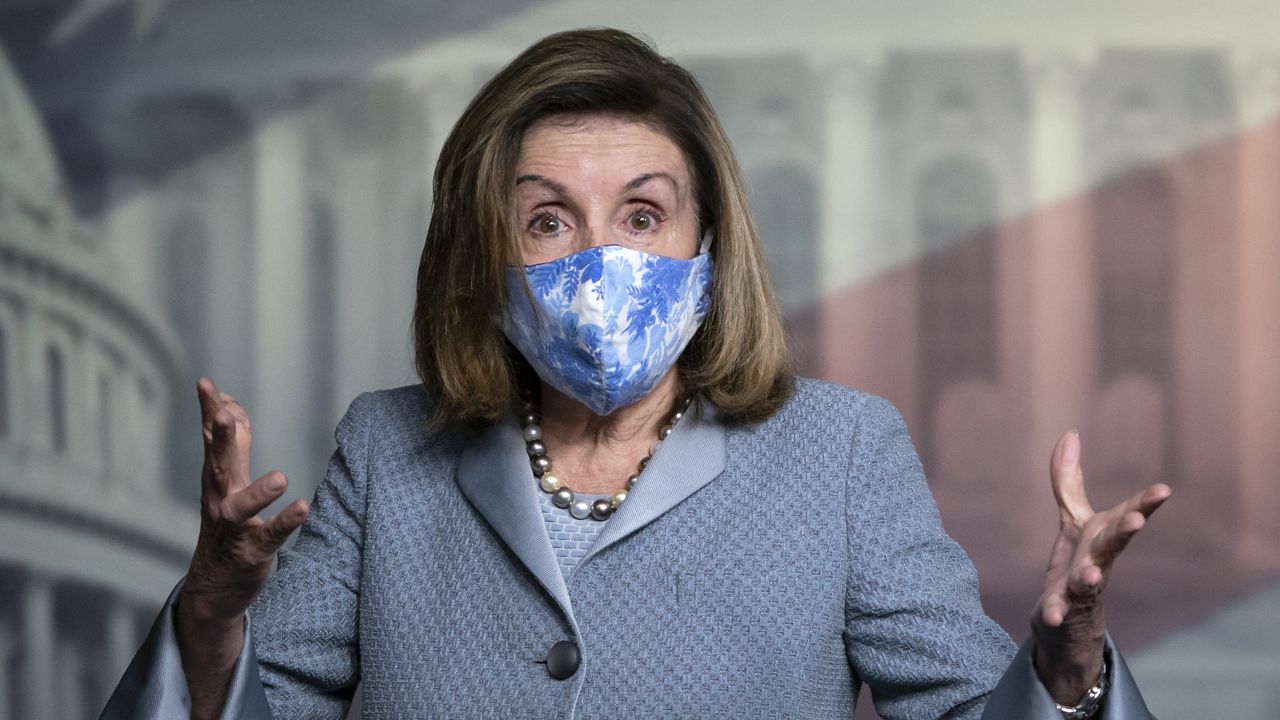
(520, 395, 691, 522)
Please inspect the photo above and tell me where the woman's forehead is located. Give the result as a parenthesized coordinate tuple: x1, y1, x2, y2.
(523, 111, 658, 138)
(516, 113, 691, 188)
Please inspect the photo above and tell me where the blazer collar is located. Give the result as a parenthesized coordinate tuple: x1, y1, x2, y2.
(453, 396, 728, 616)
(580, 397, 727, 566)
(455, 411, 576, 626)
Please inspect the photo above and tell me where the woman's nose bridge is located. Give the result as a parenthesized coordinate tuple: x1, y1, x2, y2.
(575, 198, 641, 250)
(579, 213, 616, 249)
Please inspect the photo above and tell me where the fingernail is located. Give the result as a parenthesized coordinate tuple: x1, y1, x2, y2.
(1063, 432, 1079, 465)
(267, 475, 285, 491)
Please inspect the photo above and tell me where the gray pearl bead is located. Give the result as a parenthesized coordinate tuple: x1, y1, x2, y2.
(626, 474, 639, 489)
(520, 412, 539, 427)
(552, 488, 574, 508)
(569, 499, 592, 519)
(523, 424, 542, 442)
(658, 424, 673, 440)
(526, 440, 546, 457)
(531, 456, 551, 475)
(590, 499, 613, 521)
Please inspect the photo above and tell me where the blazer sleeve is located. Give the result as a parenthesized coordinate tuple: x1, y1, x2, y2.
(842, 393, 1017, 719)
(982, 634, 1156, 720)
(97, 579, 273, 720)
(842, 394, 1157, 720)
(248, 390, 374, 716)
(98, 391, 376, 720)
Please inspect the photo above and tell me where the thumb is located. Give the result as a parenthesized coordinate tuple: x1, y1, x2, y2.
(1050, 430, 1093, 524)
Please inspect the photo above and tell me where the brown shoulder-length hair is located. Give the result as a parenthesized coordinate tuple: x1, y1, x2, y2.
(413, 27, 793, 428)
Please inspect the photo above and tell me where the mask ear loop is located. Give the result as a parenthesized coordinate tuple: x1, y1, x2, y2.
(698, 227, 714, 255)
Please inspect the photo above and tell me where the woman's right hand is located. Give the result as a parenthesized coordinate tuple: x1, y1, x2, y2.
(176, 377, 310, 718)
(182, 376, 310, 620)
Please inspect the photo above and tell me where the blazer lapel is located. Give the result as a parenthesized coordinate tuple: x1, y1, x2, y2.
(454, 414, 577, 627)
(580, 397, 728, 566)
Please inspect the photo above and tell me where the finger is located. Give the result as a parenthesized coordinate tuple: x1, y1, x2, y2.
(1050, 431, 1094, 524)
(223, 471, 289, 525)
(197, 377, 223, 450)
(1089, 510, 1147, 564)
(218, 393, 248, 423)
(1040, 591, 1070, 627)
(197, 378, 241, 496)
(218, 393, 253, 480)
(206, 406, 248, 494)
(1130, 482, 1173, 518)
(1067, 563, 1105, 597)
(256, 499, 311, 554)
(1088, 481, 1170, 556)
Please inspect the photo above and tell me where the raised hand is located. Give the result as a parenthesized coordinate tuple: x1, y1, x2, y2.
(1030, 430, 1171, 705)
(182, 377, 310, 618)
(176, 377, 310, 719)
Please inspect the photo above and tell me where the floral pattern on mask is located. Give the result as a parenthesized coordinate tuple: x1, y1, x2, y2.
(502, 244, 713, 416)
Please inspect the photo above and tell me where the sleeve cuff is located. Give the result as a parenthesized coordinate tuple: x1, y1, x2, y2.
(982, 633, 1156, 720)
(98, 577, 273, 720)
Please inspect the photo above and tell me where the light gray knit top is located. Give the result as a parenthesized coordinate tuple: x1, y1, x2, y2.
(536, 490, 611, 578)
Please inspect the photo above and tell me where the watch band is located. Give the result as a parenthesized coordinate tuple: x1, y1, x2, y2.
(1055, 650, 1110, 719)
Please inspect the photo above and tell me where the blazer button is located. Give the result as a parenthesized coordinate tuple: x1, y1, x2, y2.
(546, 640, 580, 680)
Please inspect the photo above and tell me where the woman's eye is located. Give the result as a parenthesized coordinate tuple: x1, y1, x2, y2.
(531, 214, 564, 235)
(628, 210, 659, 232)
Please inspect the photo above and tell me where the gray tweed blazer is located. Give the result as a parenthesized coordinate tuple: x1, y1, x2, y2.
(102, 378, 1154, 719)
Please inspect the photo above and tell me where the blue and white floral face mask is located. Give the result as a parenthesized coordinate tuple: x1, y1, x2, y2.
(501, 241, 713, 416)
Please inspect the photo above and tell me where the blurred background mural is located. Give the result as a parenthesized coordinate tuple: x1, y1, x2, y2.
(1, 0, 1278, 718)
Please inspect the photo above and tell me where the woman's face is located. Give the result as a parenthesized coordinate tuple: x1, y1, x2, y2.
(514, 113, 700, 265)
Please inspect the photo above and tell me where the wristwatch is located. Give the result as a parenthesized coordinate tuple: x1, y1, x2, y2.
(1055, 650, 1110, 719)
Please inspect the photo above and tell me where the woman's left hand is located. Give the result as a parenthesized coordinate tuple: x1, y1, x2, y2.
(1031, 430, 1172, 705)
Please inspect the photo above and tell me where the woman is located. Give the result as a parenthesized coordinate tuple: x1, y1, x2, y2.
(102, 28, 1169, 719)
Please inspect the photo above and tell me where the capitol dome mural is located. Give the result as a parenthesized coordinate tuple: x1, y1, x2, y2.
(0, 39, 196, 719)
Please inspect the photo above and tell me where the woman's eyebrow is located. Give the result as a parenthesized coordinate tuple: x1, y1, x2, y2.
(515, 174, 568, 195)
(624, 172, 678, 192)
